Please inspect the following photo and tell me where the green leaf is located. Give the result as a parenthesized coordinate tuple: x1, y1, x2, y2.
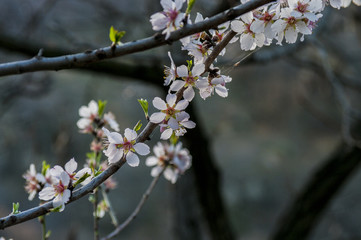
(45, 230, 52, 239)
(109, 26, 126, 45)
(88, 195, 95, 203)
(133, 120, 142, 132)
(98, 100, 107, 117)
(137, 98, 149, 119)
(94, 168, 103, 177)
(170, 133, 179, 145)
(50, 205, 63, 212)
(41, 161, 50, 176)
(12, 202, 20, 214)
(186, 60, 192, 71)
(73, 173, 91, 188)
(109, 26, 116, 43)
(186, 0, 196, 14)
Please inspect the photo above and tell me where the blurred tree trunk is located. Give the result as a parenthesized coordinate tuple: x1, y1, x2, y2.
(174, 102, 235, 240)
(271, 143, 361, 240)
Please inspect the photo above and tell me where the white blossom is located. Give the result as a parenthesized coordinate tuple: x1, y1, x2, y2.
(77, 100, 98, 132)
(150, 0, 186, 39)
(149, 93, 189, 126)
(104, 112, 120, 131)
(23, 164, 46, 201)
(39, 169, 71, 212)
(231, 12, 266, 51)
(146, 142, 191, 183)
(160, 111, 196, 139)
(102, 127, 150, 167)
(170, 63, 205, 101)
(164, 51, 177, 86)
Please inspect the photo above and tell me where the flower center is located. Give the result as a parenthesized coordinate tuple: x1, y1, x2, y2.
(54, 180, 65, 194)
(297, 2, 308, 13)
(167, 9, 179, 22)
(262, 12, 274, 22)
(287, 17, 296, 25)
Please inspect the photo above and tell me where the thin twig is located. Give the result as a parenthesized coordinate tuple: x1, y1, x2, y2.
(0, 0, 275, 77)
(101, 168, 165, 240)
(203, 30, 238, 72)
(311, 38, 361, 148)
(93, 189, 99, 240)
(101, 187, 119, 227)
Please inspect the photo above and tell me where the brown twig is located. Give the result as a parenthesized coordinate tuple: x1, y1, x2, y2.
(0, 0, 275, 77)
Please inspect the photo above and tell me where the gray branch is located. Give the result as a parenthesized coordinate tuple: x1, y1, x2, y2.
(0, 0, 274, 77)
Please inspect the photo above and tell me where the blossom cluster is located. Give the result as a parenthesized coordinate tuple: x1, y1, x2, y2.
(24, 158, 91, 212)
(151, 0, 360, 52)
(146, 142, 191, 183)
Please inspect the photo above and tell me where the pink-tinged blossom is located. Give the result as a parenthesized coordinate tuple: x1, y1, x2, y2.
(196, 75, 232, 100)
(288, 0, 323, 21)
(146, 142, 191, 183)
(51, 158, 91, 183)
(164, 52, 177, 86)
(252, 7, 278, 39)
(104, 112, 120, 131)
(182, 40, 210, 63)
(149, 94, 189, 126)
(160, 112, 196, 139)
(102, 127, 150, 167)
(77, 100, 98, 133)
(39, 170, 71, 212)
(231, 12, 266, 51)
(170, 63, 205, 101)
(23, 164, 46, 201)
(271, 8, 312, 44)
(150, 0, 186, 39)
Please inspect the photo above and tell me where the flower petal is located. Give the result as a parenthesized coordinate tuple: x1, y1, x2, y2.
(150, 112, 167, 123)
(126, 152, 140, 167)
(153, 97, 167, 110)
(134, 143, 150, 155)
(65, 158, 77, 174)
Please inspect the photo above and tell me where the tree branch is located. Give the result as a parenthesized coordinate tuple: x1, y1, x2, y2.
(101, 168, 164, 240)
(0, 0, 275, 77)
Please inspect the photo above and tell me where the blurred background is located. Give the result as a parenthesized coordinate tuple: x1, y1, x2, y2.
(0, 0, 361, 239)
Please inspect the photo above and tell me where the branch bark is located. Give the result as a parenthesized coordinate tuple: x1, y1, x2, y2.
(0, 0, 275, 77)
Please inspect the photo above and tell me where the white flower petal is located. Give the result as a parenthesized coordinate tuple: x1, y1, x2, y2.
(177, 65, 189, 77)
(175, 99, 189, 110)
(150, 112, 167, 123)
(146, 156, 159, 166)
(134, 143, 150, 155)
(152, 97, 167, 110)
(65, 158, 77, 174)
(126, 152, 140, 167)
(161, 128, 173, 139)
(124, 128, 137, 141)
(151, 166, 163, 177)
(183, 87, 195, 102)
(170, 80, 185, 92)
(39, 187, 55, 201)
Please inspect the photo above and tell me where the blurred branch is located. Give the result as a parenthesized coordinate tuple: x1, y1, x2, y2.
(102, 168, 164, 240)
(312, 38, 361, 147)
(22, 0, 58, 37)
(0, 0, 275, 77)
(271, 142, 361, 240)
